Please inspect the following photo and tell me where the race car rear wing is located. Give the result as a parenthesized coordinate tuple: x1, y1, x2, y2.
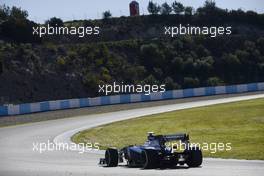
(162, 133, 189, 142)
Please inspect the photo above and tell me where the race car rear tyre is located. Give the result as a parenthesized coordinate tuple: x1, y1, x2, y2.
(186, 147, 203, 167)
(105, 148, 118, 167)
(142, 149, 158, 169)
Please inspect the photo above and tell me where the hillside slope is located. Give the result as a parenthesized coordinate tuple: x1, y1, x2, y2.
(0, 11, 264, 104)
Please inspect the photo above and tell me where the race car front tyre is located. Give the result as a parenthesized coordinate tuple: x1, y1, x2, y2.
(105, 148, 118, 167)
(186, 147, 203, 167)
(142, 149, 158, 169)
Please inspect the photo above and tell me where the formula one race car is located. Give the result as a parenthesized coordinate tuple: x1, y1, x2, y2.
(99, 132, 202, 169)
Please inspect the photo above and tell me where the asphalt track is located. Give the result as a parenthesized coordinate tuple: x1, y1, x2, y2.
(0, 94, 264, 176)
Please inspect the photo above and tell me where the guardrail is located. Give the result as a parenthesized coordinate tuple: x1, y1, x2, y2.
(0, 82, 263, 117)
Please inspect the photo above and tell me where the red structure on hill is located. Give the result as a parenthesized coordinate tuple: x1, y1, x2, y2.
(130, 1, 140, 16)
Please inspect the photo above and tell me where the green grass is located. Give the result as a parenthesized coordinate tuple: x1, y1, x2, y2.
(72, 98, 264, 160)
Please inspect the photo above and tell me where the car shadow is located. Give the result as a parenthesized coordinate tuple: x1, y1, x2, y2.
(158, 165, 188, 170)
(119, 164, 202, 170)
(99, 164, 202, 170)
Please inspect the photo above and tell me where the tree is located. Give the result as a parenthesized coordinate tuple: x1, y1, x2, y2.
(10, 6, 28, 19)
(183, 77, 200, 88)
(102, 10, 112, 19)
(143, 74, 159, 85)
(171, 57, 184, 72)
(184, 6, 193, 16)
(0, 49, 3, 74)
(0, 5, 40, 43)
(45, 17, 63, 27)
(161, 2, 172, 15)
(0, 5, 28, 22)
(204, 0, 216, 9)
(197, 0, 223, 16)
(219, 53, 241, 82)
(164, 77, 179, 89)
(147, 1, 160, 15)
(257, 37, 264, 55)
(0, 62, 2, 74)
(82, 72, 100, 95)
(140, 44, 165, 70)
(194, 56, 214, 79)
(207, 77, 224, 86)
(172, 1, 184, 14)
(0, 5, 10, 22)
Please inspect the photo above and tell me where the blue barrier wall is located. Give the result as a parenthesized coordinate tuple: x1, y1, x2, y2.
(0, 82, 263, 117)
